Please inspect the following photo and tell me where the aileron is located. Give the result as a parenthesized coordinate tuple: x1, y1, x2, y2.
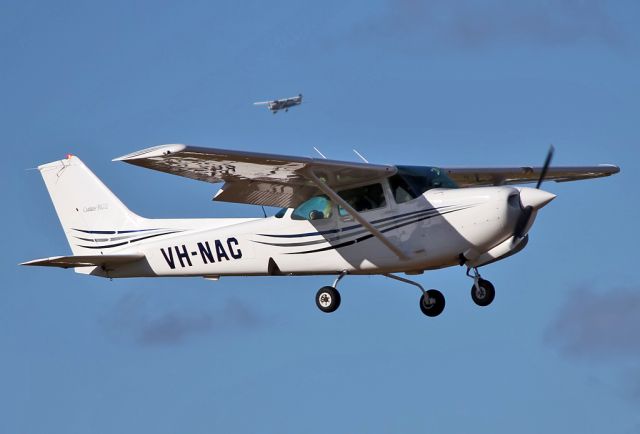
(443, 164, 620, 187)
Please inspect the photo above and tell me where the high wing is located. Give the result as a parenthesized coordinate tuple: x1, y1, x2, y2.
(280, 94, 301, 102)
(114, 144, 396, 208)
(442, 165, 620, 187)
(115, 145, 619, 205)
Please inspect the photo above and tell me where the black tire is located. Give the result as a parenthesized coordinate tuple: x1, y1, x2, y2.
(471, 279, 495, 307)
(419, 289, 445, 317)
(316, 286, 341, 313)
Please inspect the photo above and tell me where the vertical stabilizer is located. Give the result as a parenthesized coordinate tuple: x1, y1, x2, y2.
(38, 156, 145, 255)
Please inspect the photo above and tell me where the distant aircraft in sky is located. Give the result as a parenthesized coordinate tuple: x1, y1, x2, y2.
(23, 145, 619, 317)
(254, 94, 302, 114)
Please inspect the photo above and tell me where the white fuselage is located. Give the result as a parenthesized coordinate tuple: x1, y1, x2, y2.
(88, 184, 525, 278)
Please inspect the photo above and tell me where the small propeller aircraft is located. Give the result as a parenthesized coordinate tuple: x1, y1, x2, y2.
(254, 94, 302, 114)
(22, 145, 619, 316)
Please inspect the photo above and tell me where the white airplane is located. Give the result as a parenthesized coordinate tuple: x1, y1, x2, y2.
(22, 145, 619, 316)
(254, 94, 302, 114)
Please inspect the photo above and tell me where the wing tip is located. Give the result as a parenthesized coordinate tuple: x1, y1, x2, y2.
(600, 164, 621, 174)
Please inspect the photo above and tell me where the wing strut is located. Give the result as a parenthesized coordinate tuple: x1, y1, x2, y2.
(304, 170, 409, 261)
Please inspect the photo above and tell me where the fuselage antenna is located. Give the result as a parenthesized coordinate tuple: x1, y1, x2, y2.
(353, 149, 369, 163)
(313, 147, 327, 159)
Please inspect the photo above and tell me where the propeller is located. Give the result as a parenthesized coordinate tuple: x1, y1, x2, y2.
(536, 145, 555, 189)
(512, 145, 555, 243)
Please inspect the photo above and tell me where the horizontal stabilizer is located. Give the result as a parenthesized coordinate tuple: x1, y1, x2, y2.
(20, 254, 145, 269)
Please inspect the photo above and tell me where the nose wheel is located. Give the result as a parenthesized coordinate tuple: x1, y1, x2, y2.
(471, 279, 495, 306)
(467, 267, 496, 307)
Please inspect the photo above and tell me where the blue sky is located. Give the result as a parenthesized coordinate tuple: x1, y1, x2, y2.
(2, 1, 639, 432)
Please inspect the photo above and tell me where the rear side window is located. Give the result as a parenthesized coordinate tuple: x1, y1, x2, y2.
(337, 183, 386, 216)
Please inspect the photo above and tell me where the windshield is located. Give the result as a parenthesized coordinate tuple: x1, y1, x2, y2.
(389, 166, 458, 203)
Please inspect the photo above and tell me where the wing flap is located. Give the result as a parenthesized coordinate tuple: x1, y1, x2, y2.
(21, 254, 145, 269)
(213, 180, 318, 208)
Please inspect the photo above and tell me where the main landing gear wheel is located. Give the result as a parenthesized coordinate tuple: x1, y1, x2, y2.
(419, 289, 445, 317)
(383, 274, 444, 318)
(316, 286, 341, 313)
(471, 279, 495, 307)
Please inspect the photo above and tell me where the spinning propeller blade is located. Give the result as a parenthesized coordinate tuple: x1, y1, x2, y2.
(536, 145, 555, 189)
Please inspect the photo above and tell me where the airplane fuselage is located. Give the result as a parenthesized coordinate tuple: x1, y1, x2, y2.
(85, 185, 527, 279)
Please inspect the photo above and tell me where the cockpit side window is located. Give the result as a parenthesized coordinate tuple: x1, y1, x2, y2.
(337, 183, 386, 216)
(389, 166, 458, 204)
(291, 195, 333, 220)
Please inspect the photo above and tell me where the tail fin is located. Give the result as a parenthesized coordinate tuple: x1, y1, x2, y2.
(38, 155, 145, 255)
